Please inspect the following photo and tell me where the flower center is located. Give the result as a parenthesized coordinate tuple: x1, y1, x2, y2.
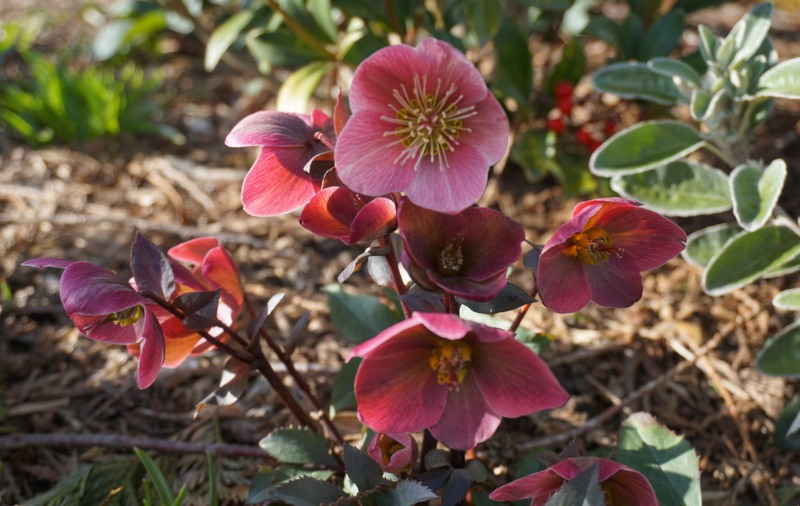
(429, 340, 472, 389)
(438, 237, 465, 276)
(381, 75, 477, 171)
(110, 305, 144, 327)
(375, 434, 405, 466)
(563, 226, 622, 265)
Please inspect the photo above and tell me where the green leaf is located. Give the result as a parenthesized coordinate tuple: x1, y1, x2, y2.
(590, 120, 705, 176)
(592, 62, 683, 105)
(377, 480, 438, 504)
(757, 320, 800, 378)
(277, 61, 332, 113)
(582, 15, 622, 47)
(248, 467, 334, 503)
(206, 454, 218, 506)
(459, 306, 551, 354)
(774, 288, 800, 311)
(544, 463, 604, 506)
(610, 161, 731, 217)
(697, 24, 718, 64)
(774, 396, 800, 449)
(616, 412, 701, 506)
(324, 284, 402, 343)
(648, 57, 701, 86)
(763, 252, 800, 278)
(259, 428, 341, 469)
(344, 444, 387, 492)
(271, 476, 347, 505)
(493, 19, 532, 106)
(638, 9, 684, 60)
(330, 358, 360, 416)
(703, 226, 800, 295)
(510, 129, 558, 182)
(561, 0, 594, 37)
(756, 58, 800, 99)
(682, 223, 742, 268)
(205, 10, 256, 71)
(724, 2, 773, 67)
(690, 88, 725, 121)
(730, 159, 787, 231)
(134, 448, 175, 506)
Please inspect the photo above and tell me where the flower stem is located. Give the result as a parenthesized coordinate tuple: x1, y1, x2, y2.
(509, 286, 537, 333)
(383, 235, 411, 319)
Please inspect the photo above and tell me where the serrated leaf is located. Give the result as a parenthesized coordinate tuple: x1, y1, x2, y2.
(703, 226, 800, 295)
(174, 289, 221, 330)
(774, 396, 800, 449)
(774, 288, 800, 311)
(617, 412, 701, 506)
(259, 428, 340, 469)
(344, 444, 387, 492)
(247, 467, 334, 503)
(592, 62, 683, 105)
(756, 58, 800, 99)
(590, 120, 705, 176)
(456, 282, 535, 314)
(757, 320, 800, 378)
(682, 223, 742, 268)
(648, 57, 701, 86)
(611, 161, 730, 217)
(270, 476, 347, 505)
(131, 232, 174, 301)
(376, 479, 438, 505)
(730, 159, 786, 231)
(323, 284, 401, 343)
(544, 463, 604, 506)
(277, 61, 333, 113)
(205, 10, 255, 71)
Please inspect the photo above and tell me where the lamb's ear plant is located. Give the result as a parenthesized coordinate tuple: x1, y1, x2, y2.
(590, 1, 800, 441)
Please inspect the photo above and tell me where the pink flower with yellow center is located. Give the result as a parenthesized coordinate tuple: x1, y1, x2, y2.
(490, 456, 658, 506)
(537, 198, 687, 313)
(133, 237, 244, 368)
(225, 109, 334, 216)
(299, 185, 397, 245)
(335, 39, 509, 214)
(22, 258, 165, 389)
(367, 432, 418, 474)
(349, 312, 568, 450)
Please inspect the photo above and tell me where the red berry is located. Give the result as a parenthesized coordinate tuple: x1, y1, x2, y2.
(547, 117, 566, 134)
(554, 81, 574, 100)
(576, 128, 592, 145)
(588, 138, 603, 153)
(556, 98, 573, 115)
(602, 119, 617, 137)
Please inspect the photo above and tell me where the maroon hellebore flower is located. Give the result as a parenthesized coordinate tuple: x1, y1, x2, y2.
(490, 456, 658, 506)
(225, 109, 334, 216)
(398, 198, 524, 301)
(537, 198, 687, 313)
(335, 38, 509, 214)
(349, 312, 568, 450)
(299, 185, 397, 245)
(22, 258, 165, 388)
(367, 432, 418, 474)
(130, 237, 244, 368)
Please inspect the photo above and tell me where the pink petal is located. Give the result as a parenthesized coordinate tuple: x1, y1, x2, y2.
(136, 309, 165, 388)
(425, 269, 507, 301)
(415, 39, 491, 113)
(572, 197, 638, 216)
(347, 44, 425, 112)
(168, 237, 220, 265)
(536, 245, 592, 313)
(334, 110, 416, 197)
(349, 317, 426, 359)
(428, 373, 501, 450)
(60, 262, 145, 316)
(604, 469, 659, 506)
(349, 197, 397, 244)
(225, 111, 313, 148)
(549, 457, 623, 482)
(354, 333, 447, 433)
(489, 470, 565, 502)
(241, 148, 319, 216)
(584, 263, 643, 308)
(404, 140, 489, 214)
(202, 246, 244, 309)
(71, 313, 142, 344)
(459, 207, 524, 281)
(472, 337, 568, 418)
(457, 90, 509, 164)
(299, 187, 353, 242)
(415, 312, 472, 340)
(398, 198, 462, 269)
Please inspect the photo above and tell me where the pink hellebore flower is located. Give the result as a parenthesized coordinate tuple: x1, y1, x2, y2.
(299, 185, 397, 245)
(398, 198, 524, 301)
(537, 198, 687, 313)
(136, 237, 244, 367)
(349, 312, 568, 451)
(367, 432, 418, 474)
(22, 258, 165, 389)
(490, 456, 658, 506)
(335, 38, 509, 214)
(226, 109, 334, 216)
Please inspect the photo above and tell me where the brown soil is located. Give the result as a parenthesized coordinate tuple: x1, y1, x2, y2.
(2, 1, 800, 505)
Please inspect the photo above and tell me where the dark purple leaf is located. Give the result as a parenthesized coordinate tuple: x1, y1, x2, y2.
(196, 356, 252, 416)
(246, 293, 285, 340)
(175, 289, 220, 331)
(131, 232, 175, 301)
(523, 244, 544, 273)
(457, 282, 535, 314)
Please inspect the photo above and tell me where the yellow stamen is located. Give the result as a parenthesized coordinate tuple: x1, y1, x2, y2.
(428, 340, 472, 389)
(563, 226, 621, 265)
